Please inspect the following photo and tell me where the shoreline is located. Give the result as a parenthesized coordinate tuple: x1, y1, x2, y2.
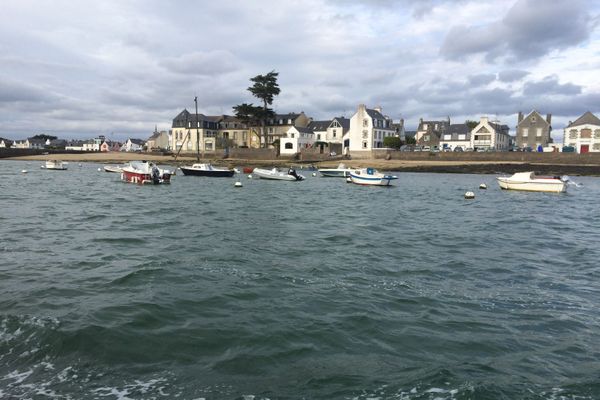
(5, 153, 600, 176)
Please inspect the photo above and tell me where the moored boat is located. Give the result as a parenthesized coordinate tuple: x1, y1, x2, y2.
(42, 160, 68, 170)
(121, 161, 172, 184)
(349, 168, 398, 186)
(318, 163, 351, 177)
(497, 171, 567, 193)
(104, 165, 124, 173)
(180, 163, 235, 177)
(253, 167, 305, 181)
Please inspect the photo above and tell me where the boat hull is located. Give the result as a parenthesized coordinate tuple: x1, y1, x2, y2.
(104, 166, 123, 173)
(180, 167, 234, 177)
(349, 174, 397, 186)
(319, 169, 350, 177)
(121, 170, 171, 184)
(497, 178, 566, 193)
(253, 168, 304, 181)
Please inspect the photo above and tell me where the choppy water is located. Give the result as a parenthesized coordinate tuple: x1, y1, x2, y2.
(1, 159, 600, 399)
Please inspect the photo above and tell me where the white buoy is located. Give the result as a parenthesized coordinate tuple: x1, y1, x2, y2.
(97, 168, 102, 171)
(479, 183, 487, 189)
(247, 174, 253, 179)
(465, 191, 475, 199)
(79, 163, 82, 167)
(312, 172, 317, 177)
(234, 181, 243, 188)
(21, 169, 28, 174)
(233, 168, 240, 174)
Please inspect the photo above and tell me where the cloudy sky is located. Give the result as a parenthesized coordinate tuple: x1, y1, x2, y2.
(1, 0, 599, 141)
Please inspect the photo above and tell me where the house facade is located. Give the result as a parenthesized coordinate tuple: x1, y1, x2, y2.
(563, 111, 600, 153)
(470, 116, 510, 151)
(344, 104, 396, 154)
(256, 112, 311, 148)
(0, 138, 13, 148)
(516, 110, 552, 150)
(215, 115, 250, 148)
(124, 138, 145, 152)
(439, 124, 471, 150)
(146, 128, 171, 151)
(170, 109, 219, 153)
(415, 118, 450, 148)
(280, 126, 315, 155)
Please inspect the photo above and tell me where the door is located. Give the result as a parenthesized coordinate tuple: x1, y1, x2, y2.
(581, 144, 589, 153)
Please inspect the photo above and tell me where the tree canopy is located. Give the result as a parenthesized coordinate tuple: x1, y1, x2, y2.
(465, 120, 478, 130)
(234, 71, 281, 148)
(31, 134, 57, 141)
(383, 136, 402, 149)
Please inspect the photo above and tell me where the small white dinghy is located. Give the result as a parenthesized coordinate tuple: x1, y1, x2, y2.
(252, 167, 305, 181)
(349, 168, 398, 186)
(318, 163, 352, 177)
(497, 171, 567, 193)
(104, 165, 124, 173)
(42, 160, 68, 170)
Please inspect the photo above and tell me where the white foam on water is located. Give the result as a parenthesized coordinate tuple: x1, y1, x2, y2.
(3, 368, 33, 385)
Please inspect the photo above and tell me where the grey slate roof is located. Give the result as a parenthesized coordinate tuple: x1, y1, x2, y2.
(293, 127, 314, 135)
(308, 120, 331, 131)
(443, 124, 471, 140)
(366, 109, 385, 120)
(567, 111, 600, 128)
(129, 139, 145, 145)
(332, 117, 350, 132)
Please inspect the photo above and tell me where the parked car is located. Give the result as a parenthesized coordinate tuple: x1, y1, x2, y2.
(422, 146, 431, 151)
(430, 145, 440, 152)
(465, 147, 474, 152)
(562, 146, 575, 153)
(453, 147, 463, 152)
(400, 145, 413, 152)
(413, 145, 423, 152)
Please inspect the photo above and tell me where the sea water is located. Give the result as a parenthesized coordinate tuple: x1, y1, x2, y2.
(1, 160, 600, 399)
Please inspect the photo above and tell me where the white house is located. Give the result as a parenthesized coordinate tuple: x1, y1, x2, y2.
(343, 104, 396, 154)
(0, 138, 13, 148)
(65, 140, 85, 151)
(439, 124, 471, 150)
(469, 116, 510, 151)
(124, 138, 145, 152)
(280, 126, 315, 155)
(563, 111, 600, 153)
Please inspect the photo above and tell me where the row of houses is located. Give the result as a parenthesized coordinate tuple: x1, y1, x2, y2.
(0, 136, 147, 152)
(165, 105, 600, 154)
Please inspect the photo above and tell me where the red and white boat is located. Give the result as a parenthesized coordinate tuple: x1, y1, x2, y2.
(121, 161, 172, 184)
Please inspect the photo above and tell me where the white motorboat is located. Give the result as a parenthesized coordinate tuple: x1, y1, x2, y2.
(318, 163, 351, 177)
(104, 165, 124, 173)
(253, 167, 305, 181)
(42, 160, 68, 170)
(497, 171, 567, 193)
(180, 163, 234, 177)
(349, 168, 398, 186)
(121, 161, 172, 185)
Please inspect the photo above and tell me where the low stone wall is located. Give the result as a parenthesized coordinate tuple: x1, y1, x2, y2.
(369, 150, 600, 164)
(0, 149, 97, 158)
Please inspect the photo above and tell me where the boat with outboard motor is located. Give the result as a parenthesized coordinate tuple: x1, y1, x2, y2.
(349, 167, 398, 186)
(252, 167, 305, 181)
(318, 163, 351, 177)
(121, 161, 172, 184)
(497, 171, 567, 193)
(180, 163, 235, 177)
(42, 160, 68, 170)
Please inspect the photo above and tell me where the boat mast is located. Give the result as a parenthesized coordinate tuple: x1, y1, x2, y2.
(194, 96, 200, 162)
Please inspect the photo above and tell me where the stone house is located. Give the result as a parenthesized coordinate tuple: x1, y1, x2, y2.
(515, 110, 552, 150)
(415, 118, 450, 148)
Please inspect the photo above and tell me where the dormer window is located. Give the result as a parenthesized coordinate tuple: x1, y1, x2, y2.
(531, 116, 536, 123)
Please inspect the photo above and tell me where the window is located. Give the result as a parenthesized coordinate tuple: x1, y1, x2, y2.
(268, 127, 273, 133)
(424, 135, 430, 141)
(362, 130, 368, 139)
(243, 132, 247, 140)
(595, 130, 600, 139)
(285, 143, 293, 149)
(362, 141, 368, 148)
(458, 134, 466, 140)
(536, 128, 542, 137)
(363, 119, 368, 127)
(569, 130, 578, 139)
(443, 134, 451, 140)
(205, 143, 213, 150)
(423, 124, 428, 130)
(317, 134, 321, 140)
(291, 133, 295, 138)
(333, 129, 337, 138)
(581, 129, 592, 139)
(531, 116, 536, 123)
(288, 119, 292, 124)
(522, 128, 528, 137)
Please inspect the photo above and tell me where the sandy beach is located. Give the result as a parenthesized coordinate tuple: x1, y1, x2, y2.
(6, 152, 600, 175)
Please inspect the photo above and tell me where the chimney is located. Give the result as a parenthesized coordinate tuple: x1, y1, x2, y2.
(518, 111, 523, 123)
(546, 113, 552, 124)
(374, 105, 382, 113)
(400, 118, 404, 126)
(481, 116, 489, 124)
(419, 117, 423, 124)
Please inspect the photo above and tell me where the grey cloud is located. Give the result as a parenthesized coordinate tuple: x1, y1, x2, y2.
(440, 0, 592, 61)
(161, 51, 240, 76)
(498, 69, 529, 82)
(522, 75, 582, 97)
(0, 80, 57, 103)
(468, 74, 496, 86)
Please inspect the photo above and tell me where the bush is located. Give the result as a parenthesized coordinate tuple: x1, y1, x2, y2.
(383, 136, 402, 149)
